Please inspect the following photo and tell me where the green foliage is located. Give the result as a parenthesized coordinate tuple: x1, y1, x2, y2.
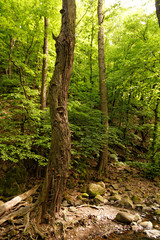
(0, 90, 51, 166)
(68, 101, 106, 159)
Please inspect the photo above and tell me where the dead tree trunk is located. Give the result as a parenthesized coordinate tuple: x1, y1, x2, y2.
(97, 0, 109, 176)
(38, 0, 76, 223)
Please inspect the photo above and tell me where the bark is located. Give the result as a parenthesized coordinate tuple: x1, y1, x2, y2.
(150, 98, 160, 162)
(41, 17, 49, 110)
(156, 0, 160, 27)
(97, 0, 109, 176)
(38, 0, 76, 223)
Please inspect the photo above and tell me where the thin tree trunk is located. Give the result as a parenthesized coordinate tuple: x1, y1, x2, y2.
(150, 98, 159, 163)
(90, 17, 94, 85)
(6, 37, 16, 78)
(38, 0, 76, 224)
(41, 17, 49, 110)
(156, 0, 160, 27)
(97, 0, 109, 176)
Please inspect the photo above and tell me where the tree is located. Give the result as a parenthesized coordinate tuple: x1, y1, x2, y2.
(41, 17, 49, 110)
(38, 0, 76, 224)
(156, 0, 160, 26)
(97, 0, 109, 176)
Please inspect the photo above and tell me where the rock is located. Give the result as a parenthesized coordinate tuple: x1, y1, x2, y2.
(75, 200, 83, 206)
(87, 183, 105, 197)
(131, 222, 143, 232)
(144, 229, 160, 239)
(62, 200, 70, 207)
(97, 181, 105, 188)
(132, 195, 143, 204)
(142, 206, 153, 213)
(155, 209, 160, 215)
(135, 204, 146, 211)
(119, 196, 134, 209)
(115, 212, 141, 224)
(81, 193, 89, 198)
(140, 221, 153, 230)
(109, 194, 121, 201)
(94, 194, 106, 204)
(63, 192, 74, 205)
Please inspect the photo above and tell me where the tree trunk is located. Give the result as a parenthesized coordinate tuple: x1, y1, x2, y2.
(38, 0, 76, 223)
(41, 17, 49, 110)
(156, 0, 160, 27)
(97, 0, 109, 176)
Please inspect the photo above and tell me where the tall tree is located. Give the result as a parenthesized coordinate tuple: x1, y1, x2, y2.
(41, 17, 49, 110)
(38, 0, 76, 223)
(97, 0, 109, 176)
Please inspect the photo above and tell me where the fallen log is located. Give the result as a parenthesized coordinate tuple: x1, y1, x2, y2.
(0, 185, 39, 217)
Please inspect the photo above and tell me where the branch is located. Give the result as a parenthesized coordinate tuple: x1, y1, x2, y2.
(52, 32, 58, 41)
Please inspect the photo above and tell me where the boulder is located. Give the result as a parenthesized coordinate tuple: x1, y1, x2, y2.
(140, 221, 153, 230)
(115, 211, 141, 224)
(87, 183, 105, 197)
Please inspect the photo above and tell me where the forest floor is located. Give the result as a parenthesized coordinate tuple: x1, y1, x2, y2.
(58, 161, 160, 240)
(0, 158, 160, 239)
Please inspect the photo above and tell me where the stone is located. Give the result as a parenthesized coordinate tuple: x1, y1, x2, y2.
(142, 206, 153, 213)
(63, 192, 74, 205)
(119, 196, 134, 209)
(132, 195, 143, 204)
(140, 221, 153, 230)
(97, 181, 105, 188)
(155, 209, 160, 215)
(94, 194, 106, 204)
(144, 229, 160, 239)
(87, 183, 105, 197)
(115, 212, 141, 224)
(131, 222, 143, 232)
(109, 194, 121, 201)
(81, 193, 89, 198)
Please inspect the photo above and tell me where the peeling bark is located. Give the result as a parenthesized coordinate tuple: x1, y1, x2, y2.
(38, 0, 76, 223)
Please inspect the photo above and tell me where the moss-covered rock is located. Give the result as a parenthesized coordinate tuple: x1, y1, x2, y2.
(109, 194, 121, 201)
(115, 212, 141, 223)
(119, 195, 134, 209)
(87, 183, 105, 197)
(132, 195, 143, 204)
(94, 194, 106, 204)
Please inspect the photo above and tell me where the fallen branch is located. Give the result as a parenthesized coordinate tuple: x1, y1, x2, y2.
(0, 185, 39, 217)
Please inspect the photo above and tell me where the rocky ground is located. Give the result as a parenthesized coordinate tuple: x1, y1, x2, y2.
(56, 161, 160, 239)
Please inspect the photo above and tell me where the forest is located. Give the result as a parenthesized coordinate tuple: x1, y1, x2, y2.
(1, 0, 160, 239)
